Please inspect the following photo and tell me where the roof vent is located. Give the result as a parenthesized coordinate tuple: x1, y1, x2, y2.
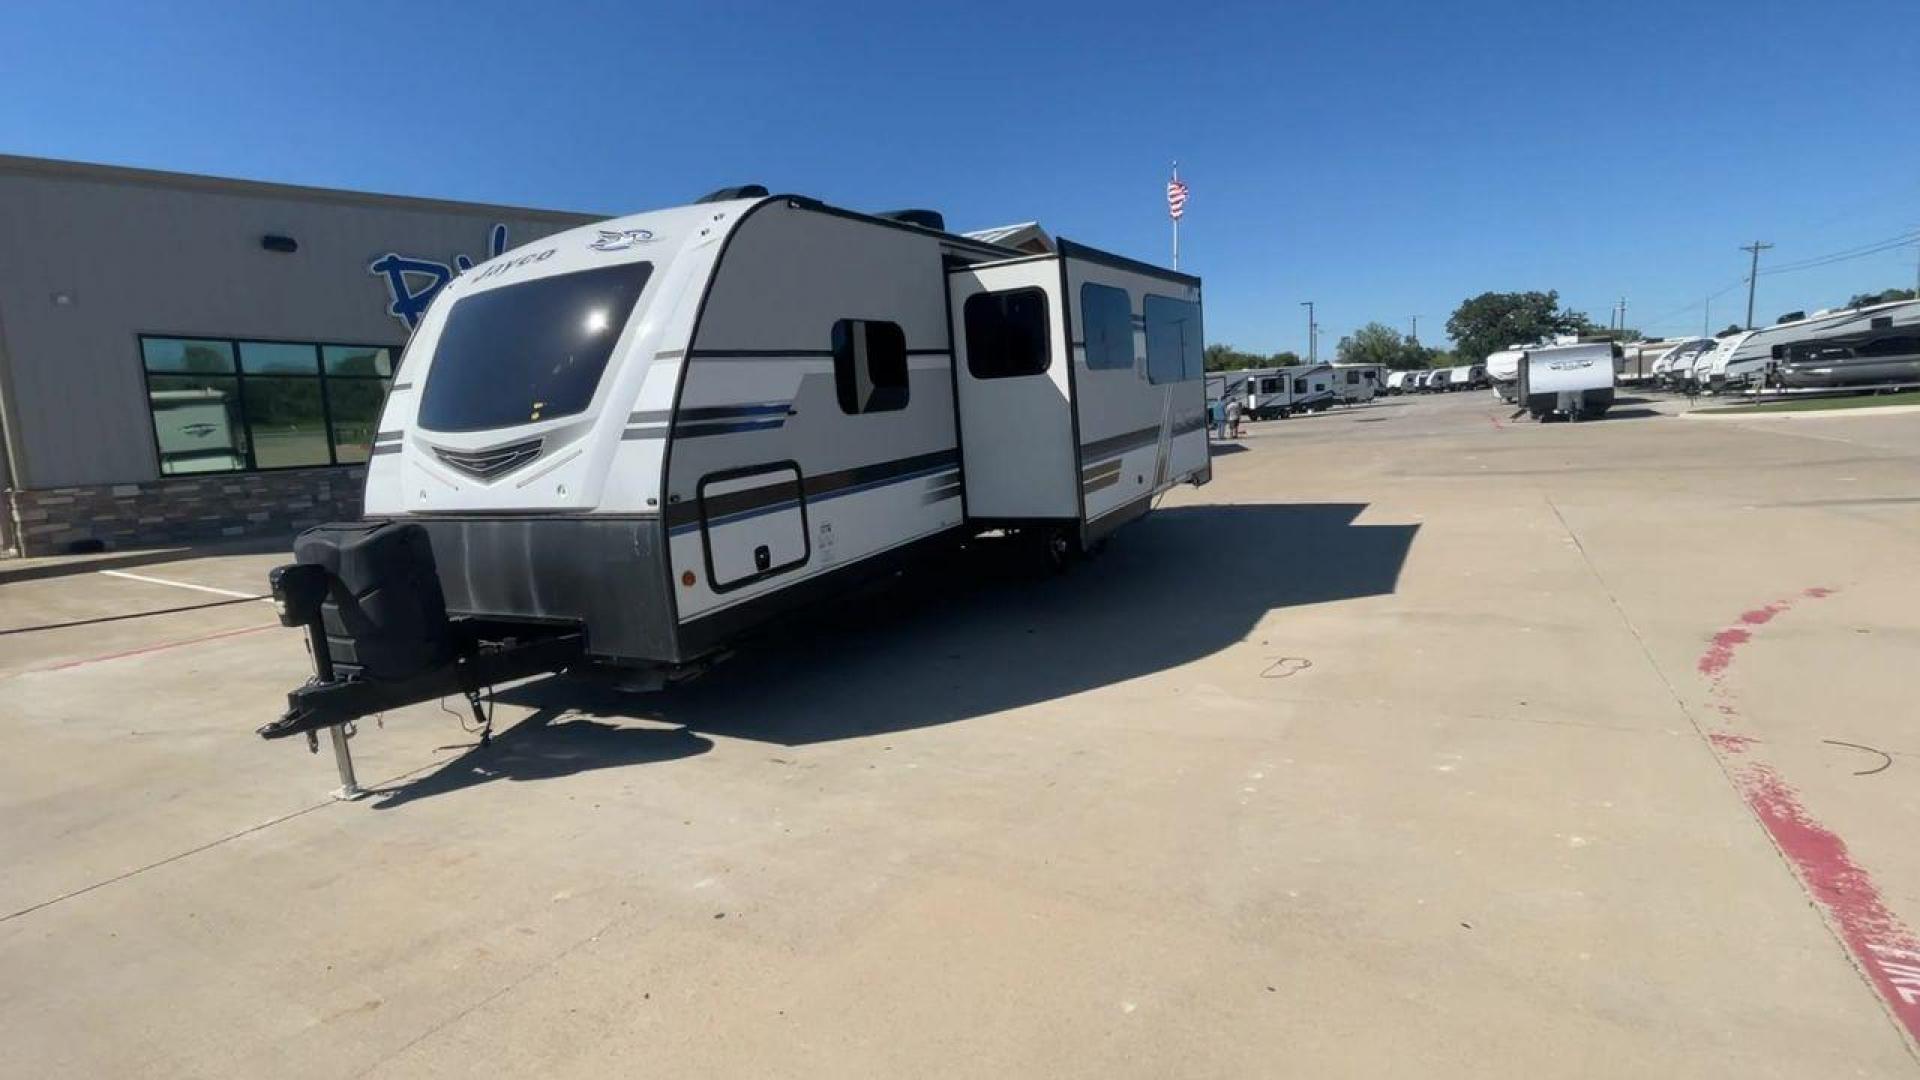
(1775, 310, 1805, 324)
(697, 185, 769, 204)
(880, 209, 945, 231)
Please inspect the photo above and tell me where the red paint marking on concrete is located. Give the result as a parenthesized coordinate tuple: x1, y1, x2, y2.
(15, 623, 277, 677)
(1487, 414, 1503, 430)
(1697, 627, 1751, 677)
(1736, 763, 1920, 1036)
(1695, 586, 1920, 1043)
(1708, 731, 1756, 753)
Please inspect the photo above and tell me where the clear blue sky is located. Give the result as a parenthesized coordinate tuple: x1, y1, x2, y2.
(4, 0, 1917, 354)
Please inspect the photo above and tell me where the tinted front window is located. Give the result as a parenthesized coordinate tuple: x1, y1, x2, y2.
(419, 261, 653, 432)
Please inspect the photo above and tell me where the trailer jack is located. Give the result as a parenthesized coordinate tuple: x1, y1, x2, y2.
(261, 561, 584, 799)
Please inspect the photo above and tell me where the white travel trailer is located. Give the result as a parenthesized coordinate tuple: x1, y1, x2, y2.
(1384, 370, 1410, 395)
(1241, 367, 1293, 419)
(1264, 363, 1336, 411)
(1333, 364, 1383, 403)
(1649, 338, 1713, 388)
(1709, 302, 1918, 391)
(1777, 299, 1920, 387)
(1685, 333, 1749, 392)
(1425, 368, 1453, 393)
(1517, 341, 1614, 420)
(261, 190, 1211, 756)
(1485, 348, 1525, 402)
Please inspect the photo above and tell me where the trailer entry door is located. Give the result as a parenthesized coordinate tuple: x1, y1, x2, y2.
(948, 260, 1077, 520)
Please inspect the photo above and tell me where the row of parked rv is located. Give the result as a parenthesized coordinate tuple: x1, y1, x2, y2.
(1636, 298, 1920, 394)
(1382, 365, 1488, 395)
(1204, 362, 1386, 420)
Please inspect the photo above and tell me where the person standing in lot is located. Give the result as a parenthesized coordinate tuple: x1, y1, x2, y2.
(1225, 396, 1243, 439)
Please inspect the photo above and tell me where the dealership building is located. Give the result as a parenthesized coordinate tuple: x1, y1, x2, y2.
(0, 154, 600, 556)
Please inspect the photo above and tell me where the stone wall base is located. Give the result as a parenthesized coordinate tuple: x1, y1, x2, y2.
(4, 466, 366, 556)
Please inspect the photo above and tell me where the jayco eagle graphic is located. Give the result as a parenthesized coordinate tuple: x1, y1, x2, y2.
(589, 228, 655, 252)
(368, 223, 509, 331)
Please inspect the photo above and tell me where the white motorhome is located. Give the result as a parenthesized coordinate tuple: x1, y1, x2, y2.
(1517, 341, 1615, 420)
(262, 190, 1211, 748)
(1485, 349, 1525, 402)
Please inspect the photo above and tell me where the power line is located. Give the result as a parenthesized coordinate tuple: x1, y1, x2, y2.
(1758, 229, 1920, 276)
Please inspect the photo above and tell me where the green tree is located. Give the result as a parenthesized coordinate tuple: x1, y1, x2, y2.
(1445, 290, 1593, 364)
(1204, 344, 1306, 372)
(1845, 287, 1917, 308)
(1335, 322, 1426, 370)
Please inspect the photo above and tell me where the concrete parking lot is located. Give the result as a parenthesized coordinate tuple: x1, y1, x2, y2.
(2, 390, 1918, 1077)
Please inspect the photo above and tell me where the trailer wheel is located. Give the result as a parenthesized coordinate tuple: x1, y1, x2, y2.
(1037, 527, 1079, 574)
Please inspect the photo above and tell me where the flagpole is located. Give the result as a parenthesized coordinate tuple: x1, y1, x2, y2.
(1170, 161, 1180, 270)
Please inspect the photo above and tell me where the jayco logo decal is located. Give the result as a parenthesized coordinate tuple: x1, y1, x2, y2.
(589, 228, 655, 252)
(369, 223, 509, 331)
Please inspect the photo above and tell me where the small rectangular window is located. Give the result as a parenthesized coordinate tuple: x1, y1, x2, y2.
(964, 288, 1051, 379)
(832, 319, 909, 414)
(239, 341, 321, 375)
(1143, 295, 1203, 385)
(1080, 283, 1134, 371)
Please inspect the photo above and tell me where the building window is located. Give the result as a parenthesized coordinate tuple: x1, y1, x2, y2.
(1144, 295, 1203, 385)
(140, 336, 394, 475)
(964, 288, 1052, 379)
(1080, 283, 1134, 371)
(832, 319, 910, 414)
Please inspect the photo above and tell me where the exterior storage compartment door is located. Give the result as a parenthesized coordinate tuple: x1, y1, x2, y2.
(698, 463, 809, 592)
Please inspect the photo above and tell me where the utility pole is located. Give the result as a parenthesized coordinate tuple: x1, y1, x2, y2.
(1703, 295, 1711, 338)
(1409, 315, 1419, 344)
(1740, 241, 1773, 329)
(1300, 300, 1316, 364)
(1617, 298, 1628, 335)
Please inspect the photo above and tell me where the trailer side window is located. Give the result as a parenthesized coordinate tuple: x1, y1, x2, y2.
(831, 319, 909, 414)
(1080, 283, 1134, 371)
(1144, 296, 1203, 384)
(964, 288, 1051, 379)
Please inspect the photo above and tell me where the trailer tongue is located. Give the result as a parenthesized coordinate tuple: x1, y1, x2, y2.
(260, 521, 584, 797)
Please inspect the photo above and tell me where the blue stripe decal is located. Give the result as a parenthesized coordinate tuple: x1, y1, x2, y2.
(675, 418, 788, 438)
(669, 461, 959, 536)
(678, 402, 792, 421)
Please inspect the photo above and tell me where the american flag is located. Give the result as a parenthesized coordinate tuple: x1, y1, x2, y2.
(1167, 174, 1189, 220)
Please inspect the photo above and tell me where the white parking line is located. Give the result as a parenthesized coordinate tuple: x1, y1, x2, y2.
(98, 569, 268, 601)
